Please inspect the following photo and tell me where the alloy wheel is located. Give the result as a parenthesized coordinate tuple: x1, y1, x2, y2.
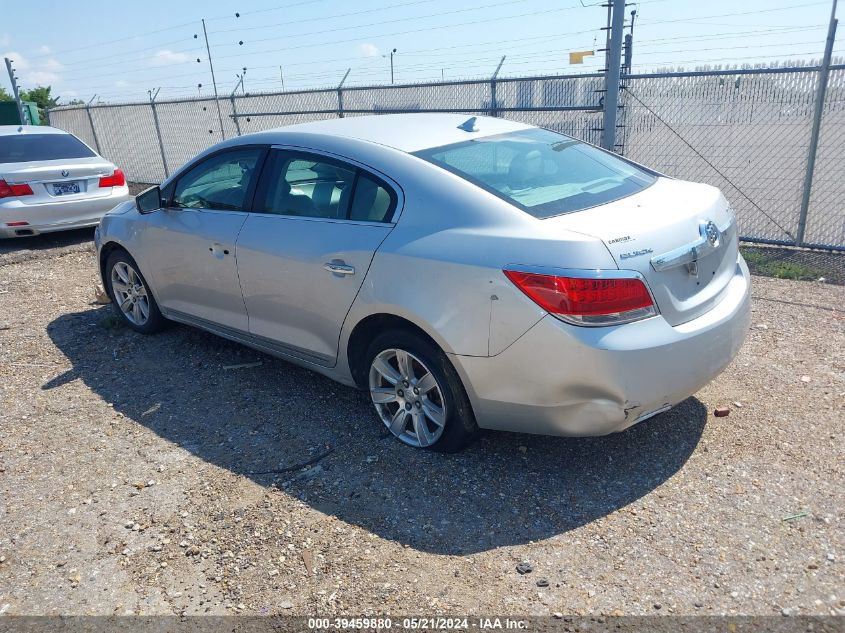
(368, 348, 448, 448)
(111, 261, 150, 326)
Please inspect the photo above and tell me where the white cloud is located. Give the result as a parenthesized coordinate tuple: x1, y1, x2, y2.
(0, 34, 10, 47)
(1, 50, 63, 86)
(38, 44, 51, 54)
(114, 80, 129, 88)
(357, 43, 380, 58)
(148, 49, 191, 66)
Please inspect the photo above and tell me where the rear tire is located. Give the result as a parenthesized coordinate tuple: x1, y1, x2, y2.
(364, 330, 478, 452)
(105, 250, 165, 334)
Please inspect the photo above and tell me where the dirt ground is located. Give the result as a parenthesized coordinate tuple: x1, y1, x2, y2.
(0, 235, 842, 618)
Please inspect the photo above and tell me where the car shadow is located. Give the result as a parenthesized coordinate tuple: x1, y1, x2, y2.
(46, 308, 707, 556)
(0, 227, 94, 255)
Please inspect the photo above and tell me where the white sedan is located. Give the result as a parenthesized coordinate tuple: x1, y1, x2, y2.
(0, 125, 131, 238)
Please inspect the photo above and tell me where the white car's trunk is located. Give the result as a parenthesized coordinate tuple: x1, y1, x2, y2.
(545, 177, 738, 326)
(1, 156, 117, 205)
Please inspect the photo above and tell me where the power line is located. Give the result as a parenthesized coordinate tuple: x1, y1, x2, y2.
(50, 0, 558, 75)
(23, 0, 328, 60)
(636, 1, 830, 28)
(213, 0, 541, 49)
(213, 0, 442, 34)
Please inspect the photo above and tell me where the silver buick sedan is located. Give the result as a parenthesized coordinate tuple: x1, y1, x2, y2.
(95, 114, 751, 451)
(1, 125, 130, 237)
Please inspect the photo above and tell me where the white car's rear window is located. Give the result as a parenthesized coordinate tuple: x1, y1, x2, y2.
(0, 133, 96, 163)
(414, 128, 656, 218)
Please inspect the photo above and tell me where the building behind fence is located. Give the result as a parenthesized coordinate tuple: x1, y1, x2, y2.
(48, 64, 845, 250)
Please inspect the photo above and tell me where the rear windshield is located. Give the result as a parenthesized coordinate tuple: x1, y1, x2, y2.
(0, 133, 96, 163)
(413, 128, 656, 218)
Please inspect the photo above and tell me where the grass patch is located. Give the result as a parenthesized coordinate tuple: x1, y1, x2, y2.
(740, 247, 825, 281)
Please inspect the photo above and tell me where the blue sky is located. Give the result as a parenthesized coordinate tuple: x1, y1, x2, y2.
(1, 0, 840, 104)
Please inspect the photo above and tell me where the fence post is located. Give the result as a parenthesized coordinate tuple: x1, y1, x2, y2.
(85, 95, 102, 155)
(601, 0, 626, 151)
(490, 56, 506, 117)
(797, 0, 838, 246)
(337, 68, 351, 118)
(148, 88, 170, 179)
(229, 78, 244, 137)
(230, 95, 242, 136)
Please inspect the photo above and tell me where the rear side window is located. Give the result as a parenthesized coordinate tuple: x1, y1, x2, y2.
(0, 133, 97, 163)
(256, 150, 396, 222)
(259, 154, 357, 219)
(349, 174, 394, 222)
(414, 128, 655, 219)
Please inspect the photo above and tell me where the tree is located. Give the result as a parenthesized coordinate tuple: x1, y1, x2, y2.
(0, 86, 13, 102)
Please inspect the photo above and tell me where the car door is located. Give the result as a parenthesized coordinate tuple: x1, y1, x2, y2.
(235, 148, 399, 366)
(138, 146, 265, 332)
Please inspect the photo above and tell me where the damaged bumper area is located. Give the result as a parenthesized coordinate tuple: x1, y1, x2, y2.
(453, 258, 751, 437)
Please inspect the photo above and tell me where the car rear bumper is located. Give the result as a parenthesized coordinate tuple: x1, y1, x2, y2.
(0, 187, 131, 238)
(453, 256, 752, 437)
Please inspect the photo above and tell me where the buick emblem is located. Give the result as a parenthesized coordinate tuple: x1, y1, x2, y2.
(701, 220, 720, 247)
(61, 169, 70, 178)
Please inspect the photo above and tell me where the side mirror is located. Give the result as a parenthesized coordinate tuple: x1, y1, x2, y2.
(136, 185, 162, 214)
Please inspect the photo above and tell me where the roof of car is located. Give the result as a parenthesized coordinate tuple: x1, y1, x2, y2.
(0, 125, 70, 136)
(260, 113, 534, 153)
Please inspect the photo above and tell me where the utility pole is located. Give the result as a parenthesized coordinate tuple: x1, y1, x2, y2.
(601, 0, 626, 151)
(4, 57, 26, 124)
(201, 18, 226, 140)
(280, 66, 285, 91)
(797, 0, 838, 245)
(390, 48, 397, 84)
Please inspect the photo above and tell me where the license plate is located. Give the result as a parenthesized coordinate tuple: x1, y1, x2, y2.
(52, 182, 81, 196)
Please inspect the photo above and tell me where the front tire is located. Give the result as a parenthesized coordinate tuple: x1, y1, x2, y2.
(105, 250, 164, 334)
(365, 330, 478, 452)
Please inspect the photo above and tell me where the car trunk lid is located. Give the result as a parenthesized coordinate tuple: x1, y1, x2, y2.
(0, 157, 117, 204)
(543, 177, 738, 326)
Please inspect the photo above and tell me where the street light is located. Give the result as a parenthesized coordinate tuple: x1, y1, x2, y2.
(390, 48, 397, 84)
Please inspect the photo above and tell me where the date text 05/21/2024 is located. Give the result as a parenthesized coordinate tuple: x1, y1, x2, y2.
(307, 617, 529, 630)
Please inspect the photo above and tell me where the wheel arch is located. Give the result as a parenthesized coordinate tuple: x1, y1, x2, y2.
(98, 241, 130, 295)
(345, 312, 450, 390)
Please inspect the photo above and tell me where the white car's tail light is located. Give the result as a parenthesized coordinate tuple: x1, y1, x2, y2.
(503, 269, 657, 326)
(0, 180, 34, 199)
(99, 169, 126, 188)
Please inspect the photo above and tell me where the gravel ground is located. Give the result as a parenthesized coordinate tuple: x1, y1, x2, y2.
(0, 241, 842, 618)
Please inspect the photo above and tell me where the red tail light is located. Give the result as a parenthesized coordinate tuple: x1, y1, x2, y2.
(0, 180, 34, 199)
(99, 169, 125, 188)
(504, 269, 656, 326)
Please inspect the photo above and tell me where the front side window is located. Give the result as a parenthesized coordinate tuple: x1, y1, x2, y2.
(172, 148, 262, 211)
(0, 133, 96, 163)
(257, 151, 396, 222)
(413, 128, 656, 219)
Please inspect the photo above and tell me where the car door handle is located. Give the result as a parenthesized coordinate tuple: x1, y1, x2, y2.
(323, 262, 355, 275)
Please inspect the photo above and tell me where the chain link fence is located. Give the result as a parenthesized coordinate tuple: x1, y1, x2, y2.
(48, 67, 844, 250)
